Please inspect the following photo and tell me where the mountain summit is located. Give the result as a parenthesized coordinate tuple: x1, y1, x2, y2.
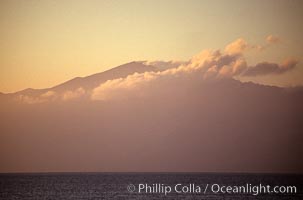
(11, 61, 157, 97)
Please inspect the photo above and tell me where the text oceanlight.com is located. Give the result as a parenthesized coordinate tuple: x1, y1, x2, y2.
(127, 183, 297, 196)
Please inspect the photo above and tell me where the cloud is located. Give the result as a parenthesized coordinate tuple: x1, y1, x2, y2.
(266, 35, 281, 44)
(91, 71, 163, 101)
(142, 60, 189, 71)
(16, 88, 87, 103)
(16, 95, 42, 104)
(242, 58, 298, 77)
(91, 38, 298, 101)
(14, 37, 298, 103)
(40, 91, 57, 98)
(91, 46, 247, 101)
(251, 44, 266, 51)
(16, 91, 57, 104)
(218, 59, 247, 77)
(62, 87, 86, 101)
(250, 35, 281, 52)
(224, 38, 248, 55)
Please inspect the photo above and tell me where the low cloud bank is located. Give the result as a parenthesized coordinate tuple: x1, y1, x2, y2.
(91, 37, 297, 101)
(243, 58, 298, 77)
(15, 35, 298, 103)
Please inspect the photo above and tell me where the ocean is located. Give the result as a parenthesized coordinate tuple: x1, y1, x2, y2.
(0, 173, 302, 199)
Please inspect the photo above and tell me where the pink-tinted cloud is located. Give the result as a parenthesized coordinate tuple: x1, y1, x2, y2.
(92, 37, 298, 101)
(250, 35, 281, 52)
(266, 35, 281, 44)
(92, 43, 248, 101)
(242, 58, 298, 77)
(14, 37, 298, 103)
(224, 38, 248, 55)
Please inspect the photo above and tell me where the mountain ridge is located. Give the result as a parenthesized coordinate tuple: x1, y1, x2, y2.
(7, 61, 157, 96)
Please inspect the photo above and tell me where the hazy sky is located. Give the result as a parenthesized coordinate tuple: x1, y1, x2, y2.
(0, 0, 302, 93)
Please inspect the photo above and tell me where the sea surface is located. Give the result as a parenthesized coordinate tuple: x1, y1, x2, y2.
(0, 173, 302, 199)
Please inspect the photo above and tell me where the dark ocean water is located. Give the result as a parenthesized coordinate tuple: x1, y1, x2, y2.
(0, 173, 302, 199)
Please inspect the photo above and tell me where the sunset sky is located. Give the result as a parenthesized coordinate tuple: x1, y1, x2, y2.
(0, 0, 302, 93)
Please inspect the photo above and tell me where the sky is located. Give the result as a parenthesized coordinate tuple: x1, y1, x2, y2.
(0, 0, 302, 93)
